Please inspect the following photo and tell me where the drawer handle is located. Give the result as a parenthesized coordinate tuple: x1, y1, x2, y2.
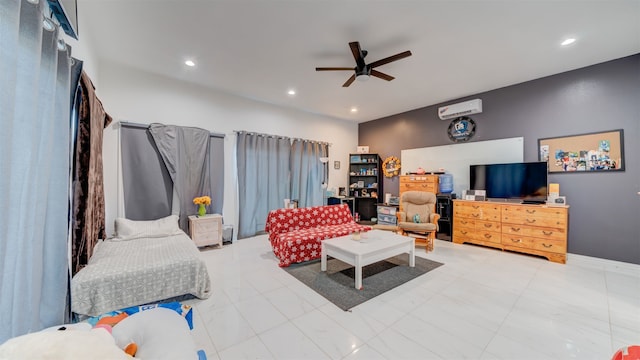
(526, 219, 536, 224)
(472, 214, 480, 218)
(484, 234, 492, 239)
(542, 243, 553, 248)
(526, 209, 536, 214)
(542, 231, 553, 236)
(461, 220, 469, 224)
(511, 227, 521, 232)
(472, 205, 480, 209)
(511, 238, 522, 243)
(461, 230, 468, 235)
(483, 223, 492, 228)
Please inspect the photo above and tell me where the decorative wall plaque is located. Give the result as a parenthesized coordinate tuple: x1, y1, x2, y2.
(448, 116, 476, 143)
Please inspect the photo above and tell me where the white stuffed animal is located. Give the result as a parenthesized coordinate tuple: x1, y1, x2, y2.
(0, 325, 130, 360)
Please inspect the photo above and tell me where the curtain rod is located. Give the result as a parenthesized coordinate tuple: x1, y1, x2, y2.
(119, 121, 225, 139)
(234, 130, 331, 146)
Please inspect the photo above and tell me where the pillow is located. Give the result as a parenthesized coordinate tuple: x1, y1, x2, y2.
(112, 215, 182, 241)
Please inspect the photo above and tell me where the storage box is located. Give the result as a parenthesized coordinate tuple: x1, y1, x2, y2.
(377, 214, 397, 225)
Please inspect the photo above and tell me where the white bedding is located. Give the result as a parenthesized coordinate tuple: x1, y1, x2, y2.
(71, 232, 211, 316)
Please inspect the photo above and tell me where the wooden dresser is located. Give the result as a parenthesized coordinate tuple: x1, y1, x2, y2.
(399, 175, 439, 211)
(453, 200, 569, 263)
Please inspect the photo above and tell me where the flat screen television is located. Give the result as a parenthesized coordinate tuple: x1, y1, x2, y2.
(469, 161, 548, 203)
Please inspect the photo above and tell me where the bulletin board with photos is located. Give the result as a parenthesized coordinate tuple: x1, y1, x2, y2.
(538, 129, 624, 173)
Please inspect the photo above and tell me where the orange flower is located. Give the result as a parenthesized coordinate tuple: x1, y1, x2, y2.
(193, 196, 211, 205)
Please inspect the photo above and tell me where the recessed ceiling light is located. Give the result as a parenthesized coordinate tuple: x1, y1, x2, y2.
(184, 60, 195, 67)
(287, 89, 296, 96)
(561, 38, 576, 46)
(350, 107, 358, 113)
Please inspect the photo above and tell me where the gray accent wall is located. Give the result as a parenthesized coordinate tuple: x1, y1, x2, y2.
(359, 54, 640, 265)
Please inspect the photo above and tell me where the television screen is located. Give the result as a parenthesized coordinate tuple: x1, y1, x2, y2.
(470, 162, 548, 203)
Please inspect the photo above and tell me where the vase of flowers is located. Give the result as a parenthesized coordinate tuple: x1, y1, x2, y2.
(193, 196, 211, 217)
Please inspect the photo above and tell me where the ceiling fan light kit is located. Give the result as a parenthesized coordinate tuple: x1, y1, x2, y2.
(316, 41, 412, 87)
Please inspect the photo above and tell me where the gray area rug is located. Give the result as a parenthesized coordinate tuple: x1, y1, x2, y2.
(283, 255, 444, 311)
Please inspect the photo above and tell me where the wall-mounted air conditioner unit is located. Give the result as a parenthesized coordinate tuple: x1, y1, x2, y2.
(438, 99, 482, 120)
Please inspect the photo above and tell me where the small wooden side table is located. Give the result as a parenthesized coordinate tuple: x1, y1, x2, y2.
(188, 214, 223, 247)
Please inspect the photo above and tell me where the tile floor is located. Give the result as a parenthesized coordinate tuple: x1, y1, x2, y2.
(185, 235, 640, 360)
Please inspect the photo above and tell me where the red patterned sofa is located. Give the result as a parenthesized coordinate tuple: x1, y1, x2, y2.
(265, 204, 371, 267)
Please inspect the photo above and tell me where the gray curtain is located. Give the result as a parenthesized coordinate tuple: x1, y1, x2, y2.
(120, 124, 174, 221)
(0, 0, 72, 342)
(209, 136, 225, 215)
(290, 140, 328, 208)
(149, 124, 211, 231)
(236, 133, 291, 238)
(120, 123, 225, 226)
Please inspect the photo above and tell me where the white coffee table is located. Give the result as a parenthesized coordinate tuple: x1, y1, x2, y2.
(321, 229, 415, 290)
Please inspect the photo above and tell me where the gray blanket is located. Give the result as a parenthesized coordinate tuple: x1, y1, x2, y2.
(71, 233, 211, 316)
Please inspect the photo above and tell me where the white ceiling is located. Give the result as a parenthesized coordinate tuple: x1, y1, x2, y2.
(78, 0, 640, 122)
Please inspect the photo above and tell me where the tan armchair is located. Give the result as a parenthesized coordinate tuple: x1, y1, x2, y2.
(397, 191, 440, 251)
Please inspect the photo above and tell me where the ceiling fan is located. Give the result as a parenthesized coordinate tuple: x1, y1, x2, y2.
(315, 41, 412, 87)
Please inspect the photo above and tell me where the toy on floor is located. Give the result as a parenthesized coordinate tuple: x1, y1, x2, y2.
(0, 323, 132, 359)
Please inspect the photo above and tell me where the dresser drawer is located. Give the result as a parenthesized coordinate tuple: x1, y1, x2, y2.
(400, 183, 438, 193)
(455, 203, 501, 221)
(454, 218, 476, 229)
(193, 218, 219, 232)
(475, 220, 501, 232)
(502, 224, 566, 241)
(455, 228, 501, 244)
(454, 229, 502, 247)
(529, 237, 566, 254)
(502, 234, 566, 254)
(454, 218, 500, 232)
(502, 205, 568, 227)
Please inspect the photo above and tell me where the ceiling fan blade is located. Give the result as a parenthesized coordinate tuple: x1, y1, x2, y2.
(349, 42, 362, 60)
(371, 69, 395, 81)
(342, 74, 356, 87)
(315, 67, 354, 71)
(369, 50, 412, 68)
(349, 41, 367, 68)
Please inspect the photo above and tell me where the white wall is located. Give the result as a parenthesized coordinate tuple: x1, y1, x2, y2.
(97, 62, 358, 237)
